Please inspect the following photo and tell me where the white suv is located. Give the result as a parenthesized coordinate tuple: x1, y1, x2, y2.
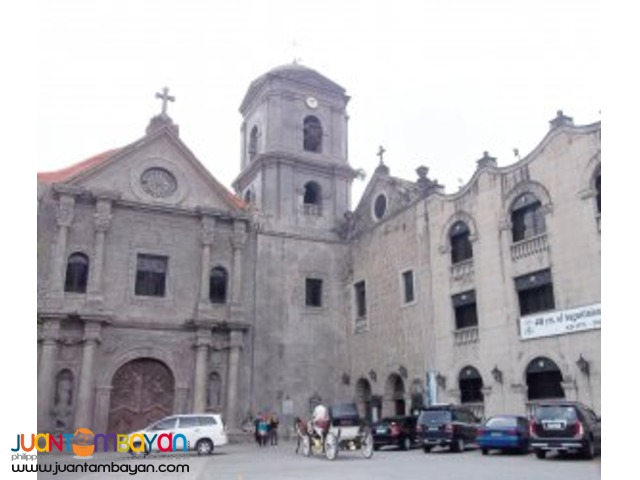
(130, 414, 228, 455)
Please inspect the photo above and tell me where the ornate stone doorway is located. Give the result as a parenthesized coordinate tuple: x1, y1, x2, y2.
(107, 358, 175, 433)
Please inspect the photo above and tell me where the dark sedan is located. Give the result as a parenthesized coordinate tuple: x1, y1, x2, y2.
(476, 415, 530, 455)
(372, 416, 418, 450)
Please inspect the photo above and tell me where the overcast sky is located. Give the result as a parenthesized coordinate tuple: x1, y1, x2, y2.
(37, 0, 600, 205)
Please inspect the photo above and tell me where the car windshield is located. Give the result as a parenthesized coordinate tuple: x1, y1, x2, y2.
(485, 416, 518, 428)
(535, 406, 577, 421)
(418, 410, 452, 424)
(331, 403, 359, 418)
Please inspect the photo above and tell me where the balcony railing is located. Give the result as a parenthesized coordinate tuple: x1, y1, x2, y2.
(510, 233, 548, 261)
(302, 204, 322, 216)
(454, 326, 479, 346)
(450, 258, 474, 282)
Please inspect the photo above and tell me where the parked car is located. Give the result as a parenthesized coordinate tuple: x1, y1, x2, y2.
(372, 415, 419, 450)
(529, 401, 601, 459)
(417, 404, 481, 453)
(476, 415, 530, 455)
(129, 413, 228, 456)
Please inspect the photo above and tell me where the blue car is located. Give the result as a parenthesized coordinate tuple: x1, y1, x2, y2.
(476, 415, 530, 455)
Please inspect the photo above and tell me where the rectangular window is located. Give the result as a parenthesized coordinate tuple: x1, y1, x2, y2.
(305, 278, 323, 307)
(452, 290, 478, 330)
(402, 270, 415, 304)
(354, 281, 367, 318)
(135, 254, 168, 297)
(515, 269, 555, 316)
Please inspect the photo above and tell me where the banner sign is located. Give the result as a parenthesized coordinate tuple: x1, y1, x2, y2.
(520, 303, 601, 340)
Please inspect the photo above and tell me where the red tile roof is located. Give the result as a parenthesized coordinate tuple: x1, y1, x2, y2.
(37, 148, 121, 184)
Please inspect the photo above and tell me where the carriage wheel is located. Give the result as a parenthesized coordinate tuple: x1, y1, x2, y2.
(301, 435, 311, 457)
(325, 433, 338, 460)
(361, 431, 374, 458)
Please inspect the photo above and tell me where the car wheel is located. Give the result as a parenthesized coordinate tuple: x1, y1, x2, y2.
(583, 438, 595, 459)
(196, 439, 213, 455)
(481, 448, 489, 455)
(129, 442, 147, 458)
(402, 436, 411, 451)
(451, 438, 464, 453)
(423, 446, 432, 453)
(535, 450, 546, 459)
(361, 432, 374, 459)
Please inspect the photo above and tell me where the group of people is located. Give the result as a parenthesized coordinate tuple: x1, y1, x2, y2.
(253, 412, 279, 447)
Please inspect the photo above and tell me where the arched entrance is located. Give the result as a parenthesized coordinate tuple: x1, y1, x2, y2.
(459, 366, 484, 403)
(107, 358, 175, 433)
(526, 356, 565, 400)
(355, 378, 373, 423)
(384, 373, 406, 416)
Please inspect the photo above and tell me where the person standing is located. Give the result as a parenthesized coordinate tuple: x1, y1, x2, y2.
(257, 415, 269, 447)
(269, 412, 279, 446)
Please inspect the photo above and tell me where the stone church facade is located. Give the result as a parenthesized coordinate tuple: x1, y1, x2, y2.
(37, 64, 600, 435)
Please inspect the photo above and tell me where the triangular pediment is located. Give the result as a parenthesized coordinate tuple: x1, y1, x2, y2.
(47, 126, 243, 213)
(351, 169, 421, 235)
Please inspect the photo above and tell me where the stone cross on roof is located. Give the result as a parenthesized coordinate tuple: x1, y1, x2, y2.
(155, 87, 175, 116)
(377, 145, 386, 164)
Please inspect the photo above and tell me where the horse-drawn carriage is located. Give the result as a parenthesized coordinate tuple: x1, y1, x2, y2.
(298, 402, 374, 460)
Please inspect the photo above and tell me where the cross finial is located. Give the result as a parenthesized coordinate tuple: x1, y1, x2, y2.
(377, 145, 386, 164)
(155, 87, 175, 116)
(291, 39, 302, 64)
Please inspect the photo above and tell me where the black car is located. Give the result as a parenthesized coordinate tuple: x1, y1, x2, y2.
(529, 401, 601, 459)
(372, 415, 418, 450)
(417, 404, 481, 453)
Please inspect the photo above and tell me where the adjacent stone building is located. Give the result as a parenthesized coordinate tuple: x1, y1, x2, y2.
(37, 64, 601, 435)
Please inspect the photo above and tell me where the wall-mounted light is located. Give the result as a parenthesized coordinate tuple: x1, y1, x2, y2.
(576, 354, 590, 376)
(436, 373, 446, 390)
(398, 365, 408, 379)
(491, 365, 503, 384)
(341, 373, 351, 385)
(369, 369, 377, 382)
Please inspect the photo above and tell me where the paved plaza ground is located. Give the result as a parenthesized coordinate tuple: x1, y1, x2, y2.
(29, 440, 602, 480)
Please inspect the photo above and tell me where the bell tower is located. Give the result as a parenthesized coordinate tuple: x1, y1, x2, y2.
(233, 63, 356, 236)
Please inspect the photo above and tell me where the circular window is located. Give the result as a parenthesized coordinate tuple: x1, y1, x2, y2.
(373, 194, 387, 220)
(140, 167, 178, 198)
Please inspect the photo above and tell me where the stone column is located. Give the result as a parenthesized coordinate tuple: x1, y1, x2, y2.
(198, 216, 216, 309)
(192, 328, 212, 413)
(37, 317, 61, 432)
(73, 321, 102, 430)
(230, 220, 247, 305)
(47, 194, 76, 305)
(225, 329, 244, 430)
(88, 197, 113, 304)
(93, 385, 113, 434)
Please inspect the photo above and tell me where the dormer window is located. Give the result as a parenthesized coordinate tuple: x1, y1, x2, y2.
(303, 116, 323, 153)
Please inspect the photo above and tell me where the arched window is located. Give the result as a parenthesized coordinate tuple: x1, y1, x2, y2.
(511, 193, 545, 242)
(209, 266, 228, 304)
(459, 366, 484, 403)
(248, 126, 258, 161)
(302, 181, 322, 215)
(594, 171, 601, 215)
(303, 116, 323, 153)
(64, 252, 89, 293)
(449, 221, 473, 263)
(526, 357, 565, 400)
